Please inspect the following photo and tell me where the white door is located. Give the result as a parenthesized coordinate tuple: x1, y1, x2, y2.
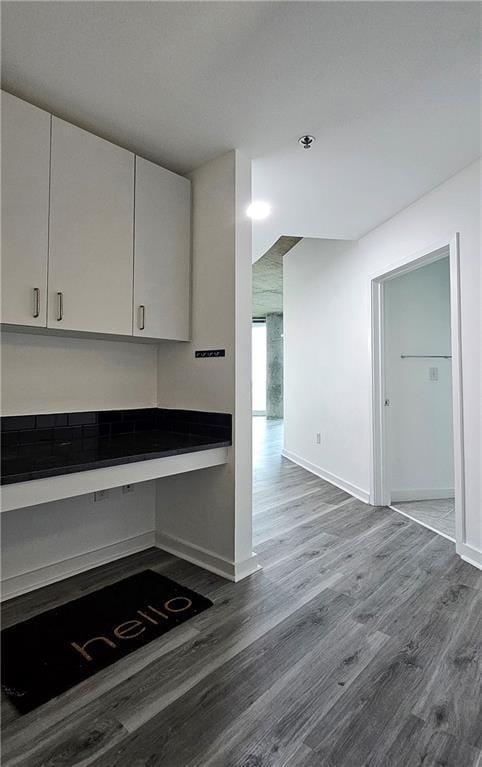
(1, 92, 51, 327)
(48, 118, 134, 335)
(133, 156, 191, 340)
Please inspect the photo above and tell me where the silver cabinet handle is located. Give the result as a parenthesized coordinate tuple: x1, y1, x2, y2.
(33, 288, 40, 318)
(57, 292, 63, 321)
(139, 305, 145, 331)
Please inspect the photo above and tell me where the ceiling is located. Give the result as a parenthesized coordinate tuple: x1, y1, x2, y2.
(2, 2, 480, 253)
(252, 236, 301, 318)
(251, 4, 481, 258)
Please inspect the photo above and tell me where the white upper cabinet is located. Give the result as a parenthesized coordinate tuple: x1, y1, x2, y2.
(1, 92, 51, 327)
(2, 94, 191, 341)
(134, 156, 191, 340)
(48, 118, 134, 335)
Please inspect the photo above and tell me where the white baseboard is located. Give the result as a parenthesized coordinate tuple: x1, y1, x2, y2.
(156, 530, 261, 582)
(282, 449, 370, 504)
(391, 489, 455, 502)
(1, 531, 156, 601)
(457, 541, 482, 570)
(1, 528, 262, 601)
(234, 553, 262, 581)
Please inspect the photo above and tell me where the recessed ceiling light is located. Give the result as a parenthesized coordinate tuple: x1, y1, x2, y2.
(247, 201, 271, 220)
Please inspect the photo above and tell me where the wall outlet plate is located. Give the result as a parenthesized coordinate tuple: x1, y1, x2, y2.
(94, 489, 109, 502)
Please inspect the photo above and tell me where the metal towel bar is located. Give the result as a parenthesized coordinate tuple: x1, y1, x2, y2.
(400, 355, 452, 359)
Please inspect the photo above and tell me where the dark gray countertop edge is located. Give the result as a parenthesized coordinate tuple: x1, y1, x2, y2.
(1, 439, 232, 486)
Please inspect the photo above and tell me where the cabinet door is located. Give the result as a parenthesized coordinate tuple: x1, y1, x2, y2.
(134, 157, 191, 340)
(48, 118, 134, 335)
(1, 92, 50, 327)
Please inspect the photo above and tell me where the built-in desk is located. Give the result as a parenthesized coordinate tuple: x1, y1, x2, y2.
(1, 408, 232, 512)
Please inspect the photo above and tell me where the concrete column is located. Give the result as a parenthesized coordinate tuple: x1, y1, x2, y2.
(266, 313, 283, 419)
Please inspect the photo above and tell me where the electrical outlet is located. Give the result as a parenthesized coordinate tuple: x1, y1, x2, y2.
(429, 366, 439, 381)
(94, 489, 109, 502)
(316, 432, 321, 444)
(122, 484, 135, 495)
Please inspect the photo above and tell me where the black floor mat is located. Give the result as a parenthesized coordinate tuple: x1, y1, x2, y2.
(1, 569, 212, 714)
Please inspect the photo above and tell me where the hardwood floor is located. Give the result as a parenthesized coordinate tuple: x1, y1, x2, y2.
(2, 417, 481, 766)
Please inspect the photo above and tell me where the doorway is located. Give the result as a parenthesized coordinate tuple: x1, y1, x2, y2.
(370, 236, 465, 548)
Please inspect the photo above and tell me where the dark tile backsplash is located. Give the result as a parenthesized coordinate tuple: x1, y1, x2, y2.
(67, 412, 99, 426)
(2, 415, 36, 432)
(1, 408, 232, 485)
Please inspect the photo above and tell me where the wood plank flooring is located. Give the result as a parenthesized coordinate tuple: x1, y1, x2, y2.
(1, 417, 481, 766)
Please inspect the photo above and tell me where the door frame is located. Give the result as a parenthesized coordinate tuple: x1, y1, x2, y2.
(369, 233, 465, 548)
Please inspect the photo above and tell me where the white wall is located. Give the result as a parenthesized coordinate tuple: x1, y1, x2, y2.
(284, 160, 481, 563)
(384, 257, 454, 499)
(1, 333, 158, 595)
(284, 237, 367, 499)
(1, 482, 155, 599)
(1, 332, 157, 414)
(156, 150, 256, 580)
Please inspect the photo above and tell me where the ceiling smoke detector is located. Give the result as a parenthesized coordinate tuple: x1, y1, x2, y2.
(298, 135, 316, 150)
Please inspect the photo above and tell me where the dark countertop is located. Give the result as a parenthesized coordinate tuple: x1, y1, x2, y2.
(1, 408, 232, 485)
